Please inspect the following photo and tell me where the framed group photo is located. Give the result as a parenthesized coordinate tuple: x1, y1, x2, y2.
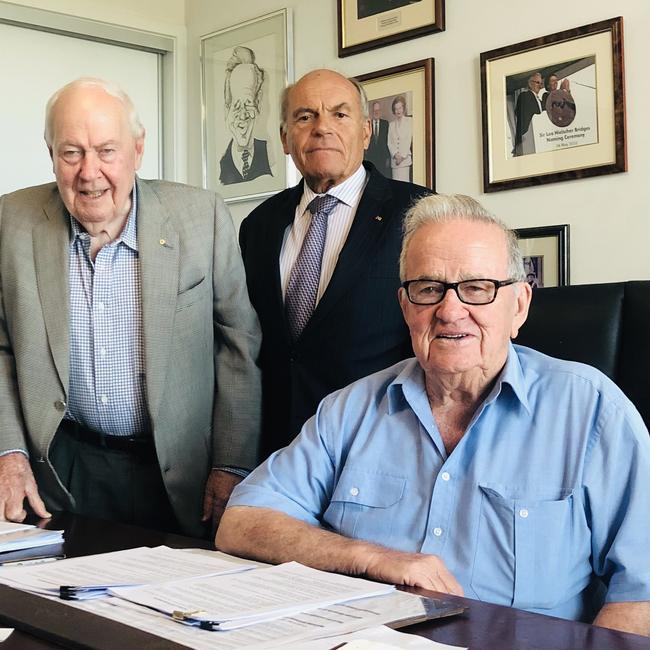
(200, 9, 293, 203)
(515, 224, 570, 288)
(338, 0, 444, 57)
(480, 17, 626, 193)
(357, 58, 435, 190)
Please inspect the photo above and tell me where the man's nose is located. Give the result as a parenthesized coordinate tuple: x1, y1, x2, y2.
(79, 151, 101, 179)
(313, 114, 333, 134)
(434, 287, 468, 320)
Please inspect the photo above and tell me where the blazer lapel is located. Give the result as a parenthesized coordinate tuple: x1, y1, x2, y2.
(136, 179, 180, 420)
(34, 193, 71, 393)
(306, 168, 395, 332)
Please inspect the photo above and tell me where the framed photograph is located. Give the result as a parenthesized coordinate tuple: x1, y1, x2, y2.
(515, 224, 570, 288)
(356, 58, 435, 190)
(338, 0, 444, 57)
(480, 17, 626, 193)
(200, 9, 293, 203)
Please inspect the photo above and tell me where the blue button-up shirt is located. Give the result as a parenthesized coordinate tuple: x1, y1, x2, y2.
(66, 186, 149, 435)
(229, 344, 650, 622)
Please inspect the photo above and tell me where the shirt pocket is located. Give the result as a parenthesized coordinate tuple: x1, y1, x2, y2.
(323, 467, 406, 548)
(471, 483, 578, 610)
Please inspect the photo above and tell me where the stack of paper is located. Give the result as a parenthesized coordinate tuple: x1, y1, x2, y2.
(0, 521, 63, 558)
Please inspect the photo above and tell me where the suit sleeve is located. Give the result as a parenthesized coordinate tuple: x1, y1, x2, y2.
(211, 195, 262, 469)
(0, 195, 29, 453)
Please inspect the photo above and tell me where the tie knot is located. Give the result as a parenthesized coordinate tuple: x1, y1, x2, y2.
(308, 194, 339, 217)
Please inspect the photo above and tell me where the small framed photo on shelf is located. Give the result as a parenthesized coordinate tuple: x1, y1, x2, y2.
(356, 58, 435, 190)
(515, 224, 570, 288)
(480, 17, 626, 193)
(338, 0, 444, 57)
(200, 9, 293, 203)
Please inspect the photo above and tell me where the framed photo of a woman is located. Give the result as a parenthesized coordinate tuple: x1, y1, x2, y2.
(480, 17, 626, 193)
(200, 9, 293, 203)
(357, 58, 435, 190)
(338, 0, 444, 57)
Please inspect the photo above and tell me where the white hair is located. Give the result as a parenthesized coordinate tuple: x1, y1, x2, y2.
(44, 77, 144, 146)
(399, 194, 526, 282)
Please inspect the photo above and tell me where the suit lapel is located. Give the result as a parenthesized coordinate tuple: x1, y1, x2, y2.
(35, 192, 71, 392)
(136, 179, 180, 420)
(305, 168, 394, 333)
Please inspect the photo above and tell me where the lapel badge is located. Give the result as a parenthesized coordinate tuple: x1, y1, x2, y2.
(374, 215, 383, 222)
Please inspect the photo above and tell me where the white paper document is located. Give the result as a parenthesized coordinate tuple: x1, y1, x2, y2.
(110, 561, 395, 630)
(0, 523, 63, 553)
(0, 545, 255, 598)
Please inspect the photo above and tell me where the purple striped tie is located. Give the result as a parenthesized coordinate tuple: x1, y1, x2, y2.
(285, 194, 339, 340)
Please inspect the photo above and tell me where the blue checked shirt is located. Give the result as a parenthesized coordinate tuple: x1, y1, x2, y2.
(66, 186, 150, 436)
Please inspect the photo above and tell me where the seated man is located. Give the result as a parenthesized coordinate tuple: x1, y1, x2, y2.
(217, 194, 650, 636)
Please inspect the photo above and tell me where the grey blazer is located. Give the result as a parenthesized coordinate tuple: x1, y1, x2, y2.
(0, 178, 261, 536)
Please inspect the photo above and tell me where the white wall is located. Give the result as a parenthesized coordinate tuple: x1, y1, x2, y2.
(186, 0, 650, 285)
(3, 0, 189, 181)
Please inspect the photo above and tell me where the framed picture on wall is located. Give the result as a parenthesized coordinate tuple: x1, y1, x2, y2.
(480, 17, 626, 193)
(200, 9, 293, 203)
(338, 0, 444, 57)
(515, 224, 569, 288)
(356, 58, 435, 190)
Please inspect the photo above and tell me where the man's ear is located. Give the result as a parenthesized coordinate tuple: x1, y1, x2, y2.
(134, 134, 145, 171)
(280, 127, 290, 155)
(510, 281, 532, 339)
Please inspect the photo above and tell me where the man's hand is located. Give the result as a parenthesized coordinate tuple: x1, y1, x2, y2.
(202, 469, 243, 538)
(0, 452, 50, 522)
(364, 548, 464, 596)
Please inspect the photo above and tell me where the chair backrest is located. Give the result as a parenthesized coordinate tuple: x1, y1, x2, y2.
(516, 281, 649, 430)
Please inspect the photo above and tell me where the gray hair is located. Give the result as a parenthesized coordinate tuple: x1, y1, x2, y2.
(44, 77, 144, 146)
(280, 72, 369, 134)
(399, 194, 526, 282)
(224, 46, 265, 110)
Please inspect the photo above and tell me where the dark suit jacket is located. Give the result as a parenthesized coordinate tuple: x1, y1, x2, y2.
(219, 139, 272, 185)
(239, 162, 430, 457)
(513, 90, 541, 154)
(365, 119, 390, 176)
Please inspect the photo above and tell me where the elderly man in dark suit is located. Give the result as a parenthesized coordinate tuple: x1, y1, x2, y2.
(0, 78, 261, 536)
(239, 69, 429, 458)
(364, 101, 391, 176)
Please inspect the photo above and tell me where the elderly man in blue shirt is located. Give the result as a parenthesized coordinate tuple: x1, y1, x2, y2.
(218, 194, 650, 635)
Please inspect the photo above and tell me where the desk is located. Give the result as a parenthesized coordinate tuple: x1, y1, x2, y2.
(0, 513, 648, 649)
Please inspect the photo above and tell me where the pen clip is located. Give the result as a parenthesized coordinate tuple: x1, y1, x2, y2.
(172, 609, 206, 622)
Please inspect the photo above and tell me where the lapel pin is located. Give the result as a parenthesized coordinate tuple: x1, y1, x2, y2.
(374, 216, 383, 221)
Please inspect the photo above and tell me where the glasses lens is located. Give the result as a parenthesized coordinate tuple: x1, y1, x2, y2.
(457, 280, 496, 304)
(407, 280, 445, 304)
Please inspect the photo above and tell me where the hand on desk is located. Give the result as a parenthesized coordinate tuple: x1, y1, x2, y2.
(0, 452, 51, 522)
(202, 469, 242, 537)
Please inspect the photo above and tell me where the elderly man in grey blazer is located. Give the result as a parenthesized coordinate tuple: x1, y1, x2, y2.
(0, 78, 261, 537)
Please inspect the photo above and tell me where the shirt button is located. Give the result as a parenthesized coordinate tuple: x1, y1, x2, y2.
(100, 347, 107, 358)
(100, 395, 108, 405)
(519, 508, 529, 518)
(441, 472, 450, 481)
(349, 487, 359, 497)
(97, 302, 105, 311)
(433, 527, 443, 537)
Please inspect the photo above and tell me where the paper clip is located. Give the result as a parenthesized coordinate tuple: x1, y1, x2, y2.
(172, 609, 205, 622)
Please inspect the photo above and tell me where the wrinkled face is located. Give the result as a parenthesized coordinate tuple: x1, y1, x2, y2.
(227, 64, 259, 148)
(372, 103, 382, 119)
(399, 220, 531, 384)
(49, 86, 144, 230)
(393, 100, 405, 117)
(281, 70, 371, 192)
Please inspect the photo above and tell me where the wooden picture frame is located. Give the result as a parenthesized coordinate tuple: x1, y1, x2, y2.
(338, 0, 444, 58)
(200, 9, 293, 203)
(356, 58, 435, 190)
(480, 17, 626, 193)
(515, 224, 570, 288)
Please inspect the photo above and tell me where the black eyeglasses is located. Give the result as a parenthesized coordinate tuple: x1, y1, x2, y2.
(401, 279, 517, 306)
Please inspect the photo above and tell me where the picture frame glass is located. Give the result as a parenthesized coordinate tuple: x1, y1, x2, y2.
(519, 236, 558, 288)
(201, 10, 291, 203)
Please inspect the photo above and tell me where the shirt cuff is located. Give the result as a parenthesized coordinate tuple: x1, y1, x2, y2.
(0, 449, 28, 459)
(213, 465, 250, 479)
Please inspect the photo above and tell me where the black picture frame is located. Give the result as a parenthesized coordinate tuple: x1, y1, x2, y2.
(515, 224, 570, 288)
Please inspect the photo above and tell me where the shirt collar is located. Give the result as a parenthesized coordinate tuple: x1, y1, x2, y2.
(68, 183, 138, 252)
(297, 164, 368, 216)
(386, 343, 531, 416)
